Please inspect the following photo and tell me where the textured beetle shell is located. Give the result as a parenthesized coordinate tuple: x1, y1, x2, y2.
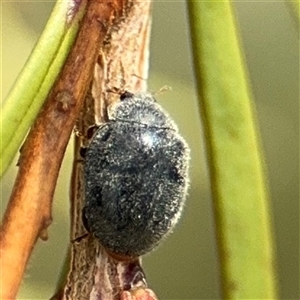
(83, 92, 190, 257)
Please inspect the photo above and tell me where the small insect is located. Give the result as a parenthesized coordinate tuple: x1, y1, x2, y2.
(83, 91, 190, 257)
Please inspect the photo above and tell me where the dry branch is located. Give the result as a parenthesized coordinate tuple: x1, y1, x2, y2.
(56, 1, 158, 299)
(0, 1, 116, 298)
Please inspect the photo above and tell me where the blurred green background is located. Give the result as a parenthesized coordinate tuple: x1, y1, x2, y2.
(1, 1, 299, 299)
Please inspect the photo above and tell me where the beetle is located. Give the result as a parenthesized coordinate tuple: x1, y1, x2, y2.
(83, 91, 190, 257)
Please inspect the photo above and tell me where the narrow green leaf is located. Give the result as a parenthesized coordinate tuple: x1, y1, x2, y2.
(187, 1, 278, 298)
(0, 0, 87, 177)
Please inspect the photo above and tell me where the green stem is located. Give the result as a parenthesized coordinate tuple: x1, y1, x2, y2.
(187, 1, 278, 298)
(0, 0, 87, 177)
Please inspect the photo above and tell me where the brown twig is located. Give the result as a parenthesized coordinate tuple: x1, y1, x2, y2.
(54, 1, 158, 299)
(0, 1, 116, 299)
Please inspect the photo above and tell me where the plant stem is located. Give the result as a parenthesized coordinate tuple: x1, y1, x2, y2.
(187, 1, 278, 298)
(0, 0, 86, 177)
(55, 1, 155, 299)
(0, 1, 114, 298)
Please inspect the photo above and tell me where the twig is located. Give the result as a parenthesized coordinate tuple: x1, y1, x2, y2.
(0, 1, 116, 298)
(54, 1, 158, 299)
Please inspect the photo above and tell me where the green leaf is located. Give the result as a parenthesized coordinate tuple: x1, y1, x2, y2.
(0, 0, 87, 177)
(187, 1, 278, 298)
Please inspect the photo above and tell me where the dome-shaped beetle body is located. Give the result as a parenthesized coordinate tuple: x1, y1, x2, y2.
(83, 92, 190, 257)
